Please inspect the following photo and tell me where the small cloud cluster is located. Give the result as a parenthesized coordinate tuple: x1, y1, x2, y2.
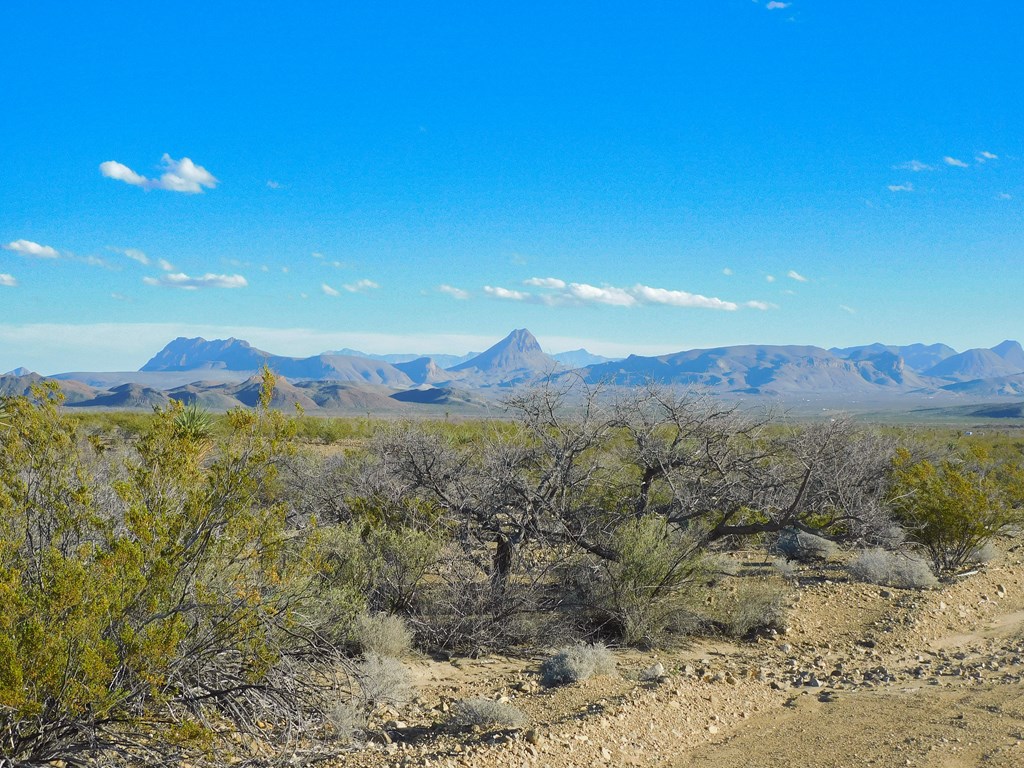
(766, 1, 790, 8)
(889, 150, 1000, 191)
(100, 154, 218, 193)
(481, 277, 773, 312)
(438, 284, 469, 300)
(0, 274, 17, 287)
(109, 246, 150, 266)
(143, 272, 246, 290)
(4, 239, 60, 258)
(343, 279, 379, 293)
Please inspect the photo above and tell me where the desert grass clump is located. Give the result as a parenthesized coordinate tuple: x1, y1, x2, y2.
(847, 548, 938, 590)
(772, 557, 798, 581)
(448, 698, 527, 730)
(327, 700, 369, 744)
(355, 654, 414, 709)
(354, 612, 414, 657)
(540, 642, 617, 686)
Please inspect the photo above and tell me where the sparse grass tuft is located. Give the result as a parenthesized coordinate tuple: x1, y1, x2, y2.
(847, 548, 938, 589)
(355, 654, 413, 709)
(354, 612, 414, 657)
(448, 698, 527, 730)
(540, 642, 617, 686)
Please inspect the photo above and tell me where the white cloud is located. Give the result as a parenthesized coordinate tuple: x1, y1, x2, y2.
(631, 284, 737, 311)
(743, 300, 775, 311)
(839, 304, 856, 314)
(567, 283, 637, 307)
(997, 192, 1013, 200)
(484, 285, 531, 301)
(3, 239, 60, 258)
(766, 1, 790, 8)
(100, 154, 218, 193)
(343, 279, 379, 293)
(157, 258, 175, 272)
(943, 156, 968, 168)
(722, 267, 734, 276)
(0, 274, 17, 287)
(894, 160, 932, 172)
(524, 276, 567, 289)
(143, 272, 247, 290)
(786, 269, 808, 282)
(439, 284, 470, 300)
(311, 252, 324, 259)
(976, 151, 998, 163)
(887, 183, 913, 192)
(765, 274, 776, 282)
(321, 283, 340, 297)
(109, 247, 149, 266)
(281, 266, 290, 274)
(267, 180, 282, 189)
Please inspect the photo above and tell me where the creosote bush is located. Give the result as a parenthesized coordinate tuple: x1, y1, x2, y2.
(848, 548, 938, 590)
(540, 642, 617, 686)
(448, 698, 527, 730)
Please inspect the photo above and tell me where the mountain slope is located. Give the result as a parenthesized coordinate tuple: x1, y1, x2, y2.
(448, 328, 559, 385)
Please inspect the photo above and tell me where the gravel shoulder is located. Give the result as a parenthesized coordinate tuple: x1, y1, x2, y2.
(328, 544, 1024, 768)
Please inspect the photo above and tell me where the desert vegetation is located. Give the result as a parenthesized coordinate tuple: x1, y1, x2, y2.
(2, 374, 1023, 765)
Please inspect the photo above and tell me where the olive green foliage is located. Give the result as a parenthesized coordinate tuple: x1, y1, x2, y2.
(577, 515, 711, 646)
(889, 447, 1024, 576)
(0, 375, 349, 765)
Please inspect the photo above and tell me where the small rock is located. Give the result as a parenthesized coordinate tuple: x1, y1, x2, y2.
(641, 662, 667, 682)
(524, 729, 540, 745)
(707, 724, 719, 734)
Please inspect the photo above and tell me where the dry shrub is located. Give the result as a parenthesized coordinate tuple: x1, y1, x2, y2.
(354, 612, 414, 657)
(709, 578, 790, 638)
(540, 642, 617, 686)
(355, 654, 413, 709)
(448, 698, 527, 729)
(847, 548, 938, 590)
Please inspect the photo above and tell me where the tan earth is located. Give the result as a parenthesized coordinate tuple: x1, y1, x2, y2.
(327, 543, 1024, 768)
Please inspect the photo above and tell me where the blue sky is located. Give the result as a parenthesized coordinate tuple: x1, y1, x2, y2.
(1, 1, 1021, 373)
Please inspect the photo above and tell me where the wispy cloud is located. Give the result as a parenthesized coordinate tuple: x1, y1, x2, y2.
(3, 239, 60, 259)
(438, 284, 470, 300)
(311, 252, 324, 259)
(894, 160, 932, 172)
(887, 183, 913, 192)
(766, 1, 790, 8)
(630, 284, 737, 311)
(484, 285, 531, 301)
(100, 154, 218, 193)
(744, 300, 776, 310)
(321, 283, 340, 297)
(157, 258, 175, 272)
(786, 269, 808, 282)
(0, 274, 17, 287)
(839, 304, 856, 314)
(266, 180, 282, 189)
(722, 267, 734, 276)
(489, 277, 767, 312)
(943, 156, 968, 168)
(143, 272, 247, 290)
(523, 276, 567, 289)
(997, 192, 1013, 200)
(108, 246, 150, 266)
(976, 150, 998, 163)
(343, 279, 379, 293)
(765, 274, 776, 283)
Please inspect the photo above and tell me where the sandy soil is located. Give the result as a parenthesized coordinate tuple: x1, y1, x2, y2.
(325, 543, 1024, 768)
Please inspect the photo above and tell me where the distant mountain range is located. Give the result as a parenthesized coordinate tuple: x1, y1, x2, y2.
(3, 330, 1024, 413)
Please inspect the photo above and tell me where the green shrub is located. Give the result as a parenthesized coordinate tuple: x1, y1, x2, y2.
(889, 449, 1023, 576)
